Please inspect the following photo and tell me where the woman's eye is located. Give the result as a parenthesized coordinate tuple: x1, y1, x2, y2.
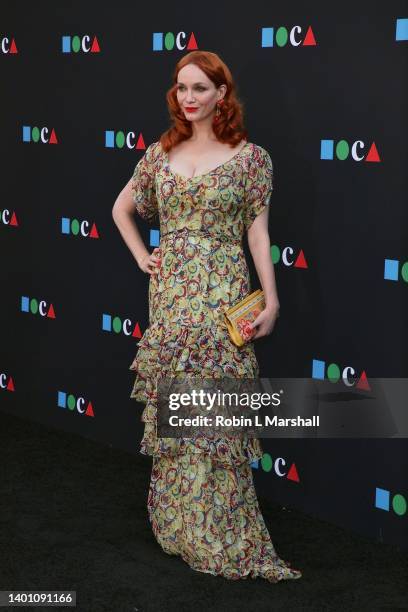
(177, 86, 206, 91)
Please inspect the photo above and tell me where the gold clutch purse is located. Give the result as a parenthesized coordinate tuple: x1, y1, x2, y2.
(223, 289, 265, 348)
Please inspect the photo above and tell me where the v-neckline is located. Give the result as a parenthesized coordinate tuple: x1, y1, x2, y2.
(164, 141, 251, 181)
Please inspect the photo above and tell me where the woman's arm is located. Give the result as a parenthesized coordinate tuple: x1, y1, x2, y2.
(112, 179, 160, 274)
(247, 208, 280, 339)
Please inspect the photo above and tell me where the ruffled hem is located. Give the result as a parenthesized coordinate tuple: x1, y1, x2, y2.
(161, 546, 302, 583)
(128, 318, 264, 467)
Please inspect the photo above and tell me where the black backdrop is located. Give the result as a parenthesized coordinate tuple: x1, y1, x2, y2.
(2, 1, 407, 549)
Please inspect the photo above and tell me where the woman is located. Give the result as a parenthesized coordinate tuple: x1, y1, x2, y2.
(112, 50, 302, 583)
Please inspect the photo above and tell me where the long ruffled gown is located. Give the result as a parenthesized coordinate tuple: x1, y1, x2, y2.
(128, 140, 302, 583)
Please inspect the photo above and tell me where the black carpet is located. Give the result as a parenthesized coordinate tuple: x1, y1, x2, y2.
(0, 410, 407, 612)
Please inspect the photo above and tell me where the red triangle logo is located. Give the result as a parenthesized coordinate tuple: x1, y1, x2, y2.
(10, 211, 18, 226)
(294, 249, 308, 268)
(132, 322, 142, 338)
(356, 370, 371, 391)
(303, 26, 317, 46)
(47, 303, 56, 318)
(89, 223, 99, 238)
(187, 32, 198, 49)
(136, 133, 146, 150)
(7, 377, 15, 391)
(49, 129, 58, 144)
(85, 401, 95, 416)
(365, 142, 380, 162)
(287, 463, 300, 482)
(10, 39, 18, 53)
(91, 36, 100, 53)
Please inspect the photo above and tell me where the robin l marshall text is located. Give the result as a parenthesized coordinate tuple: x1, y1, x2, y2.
(168, 415, 320, 427)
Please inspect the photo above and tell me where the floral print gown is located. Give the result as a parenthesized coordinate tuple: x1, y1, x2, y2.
(128, 140, 301, 583)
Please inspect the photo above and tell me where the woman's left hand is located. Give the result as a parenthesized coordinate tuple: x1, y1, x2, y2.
(250, 304, 280, 340)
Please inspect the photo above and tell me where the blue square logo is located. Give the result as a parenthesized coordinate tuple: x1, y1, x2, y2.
(153, 32, 163, 51)
(384, 259, 399, 281)
(321, 140, 334, 160)
(261, 28, 274, 48)
(375, 487, 390, 511)
(312, 359, 325, 380)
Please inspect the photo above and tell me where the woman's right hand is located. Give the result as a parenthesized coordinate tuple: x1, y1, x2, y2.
(138, 247, 161, 274)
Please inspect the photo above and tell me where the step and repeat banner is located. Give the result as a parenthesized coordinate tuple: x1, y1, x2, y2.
(2, 2, 407, 548)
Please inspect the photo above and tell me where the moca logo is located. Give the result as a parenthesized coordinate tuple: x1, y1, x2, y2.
(61, 217, 99, 238)
(312, 358, 370, 390)
(251, 453, 300, 482)
(22, 126, 58, 144)
(153, 31, 198, 51)
(320, 139, 380, 162)
(21, 296, 56, 318)
(102, 313, 142, 338)
(1, 37, 18, 53)
(384, 258, 408, 283)
(271, 244, 308, 268)
(57, 391, 95, 416)
(105, 131, 146, 150)
(61, 35, 100, 53)
(261, 25, 316, 47)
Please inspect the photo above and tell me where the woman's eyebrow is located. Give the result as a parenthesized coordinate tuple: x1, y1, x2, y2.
(176, 82, 207, 86)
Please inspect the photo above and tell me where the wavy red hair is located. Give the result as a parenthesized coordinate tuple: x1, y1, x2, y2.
(159, 50, 248, 153)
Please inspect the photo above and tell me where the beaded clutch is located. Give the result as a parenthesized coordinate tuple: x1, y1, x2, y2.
(223, 289, 265, 348)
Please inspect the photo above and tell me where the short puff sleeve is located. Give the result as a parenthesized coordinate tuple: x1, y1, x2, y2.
(131, 142, 159, 223)
(242, 145, 273, 232)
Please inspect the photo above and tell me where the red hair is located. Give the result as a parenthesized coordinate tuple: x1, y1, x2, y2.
(159, 50, 248, 153)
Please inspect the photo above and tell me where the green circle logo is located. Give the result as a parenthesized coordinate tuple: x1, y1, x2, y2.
(67, 394, 76, 411)
(164, 32, 175, 50)
(31, 127, 40, 143)
(392, 494, 407, 516)
(336, 140, 349, 160)
(275, 27, 288, 47)
(116, 131, 125, 148)
(261, 453, 273, 472)
(30, 298, 39, 314)
(71, 219, 80, 235)
(112, 316, 122, 333)
(72, 36, 81, 53)
(327, 363, 340, 382)
(271, 245, 280, 264)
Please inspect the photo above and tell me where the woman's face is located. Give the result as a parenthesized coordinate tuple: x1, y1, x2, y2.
(176, 63, 226, 123)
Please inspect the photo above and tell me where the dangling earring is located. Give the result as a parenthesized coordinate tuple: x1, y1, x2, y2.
(214, 99, 223, 123)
